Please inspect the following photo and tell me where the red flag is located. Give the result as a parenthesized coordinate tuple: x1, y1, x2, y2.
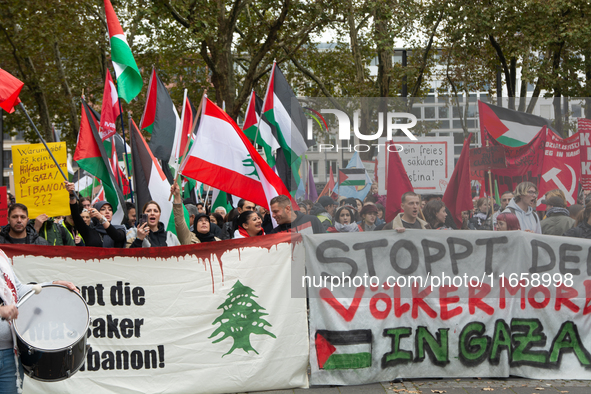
(579, 118, 591, 190)
(538, 129, 580, 208)
(385, 147, 414, 223)
(443, 134, 473, 228)
(0, 69, 24, 113)
(99, 71, 120, 141)
(317, 166, 337, 201)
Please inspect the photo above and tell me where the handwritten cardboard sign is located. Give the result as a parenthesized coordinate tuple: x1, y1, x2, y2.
(469, 146, 507, 171)
(12, 142, 70, 218)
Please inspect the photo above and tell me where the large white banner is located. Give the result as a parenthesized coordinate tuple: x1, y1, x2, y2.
(303, 230, 591, 385)
(7, 234, 308, 394)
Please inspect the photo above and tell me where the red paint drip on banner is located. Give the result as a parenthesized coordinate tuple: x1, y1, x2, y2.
(1, 233, 293, 293)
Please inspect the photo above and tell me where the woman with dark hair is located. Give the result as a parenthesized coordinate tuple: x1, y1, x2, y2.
(375, 203, 386, 226)
(65, 182, 126, 248)
(564, 203, 591, 238)
(424, 200, 449, 230)
(495, 213, 521, 231)
(126, 201, 180, 248)
(171, 184, 220, 243)
(359, 204, 379, 231)
(209, 212, 224, 227)
(233, 211, 264, 238)
(327, 205, 362, 233)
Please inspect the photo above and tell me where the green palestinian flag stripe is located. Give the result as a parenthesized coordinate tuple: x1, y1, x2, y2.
(111, 36, 142, 103)
(263, 110, 297, 165)
(243, 124, 276, 168)
(496, 134, 526, 147)
(322, 353, 372, 370)
(212, 190, 232, 213)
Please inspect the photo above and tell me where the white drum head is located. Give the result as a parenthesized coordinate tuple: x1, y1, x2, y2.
(15, 285, 89, 351)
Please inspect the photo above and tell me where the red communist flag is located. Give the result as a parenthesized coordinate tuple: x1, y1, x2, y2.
(0, 69, 24, 113)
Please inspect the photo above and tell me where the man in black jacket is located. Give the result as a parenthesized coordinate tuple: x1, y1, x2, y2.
(0, 203, 49, 245)
(269, 195, 324, 234)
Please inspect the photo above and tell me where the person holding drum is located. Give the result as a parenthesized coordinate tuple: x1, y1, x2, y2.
(0, 249, 77, 393)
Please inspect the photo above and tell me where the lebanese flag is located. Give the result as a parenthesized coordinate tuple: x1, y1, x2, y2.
(140, 68, 181, 173)
(243, 89, 279, 167)
(74, 99, 126, 224)
(385, 148, 414, 223)
(180, 97, 293, 210)
(99, 71, 120, 141)
(0, 69, 24, 113)
(479, 100, 553, 147)
(104, 0, 142, 102)
(443, 134, 473, 228)
(130, 119, 184, 235)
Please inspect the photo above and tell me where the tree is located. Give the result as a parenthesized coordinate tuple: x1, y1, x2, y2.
(209, 280, 276, 356)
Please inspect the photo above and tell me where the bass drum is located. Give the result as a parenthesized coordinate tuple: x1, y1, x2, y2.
(14, 284, 90, 381)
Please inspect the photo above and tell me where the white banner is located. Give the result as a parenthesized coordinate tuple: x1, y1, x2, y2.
(7, 234, 308, 393)
(376, 136, 454, 195)
(303, 230, 591, 385)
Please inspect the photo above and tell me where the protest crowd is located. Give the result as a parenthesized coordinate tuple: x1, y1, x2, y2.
(0, 179, 588, 250)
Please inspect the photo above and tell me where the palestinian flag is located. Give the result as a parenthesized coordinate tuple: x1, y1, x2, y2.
(338, 168, 366, 187)
(130, 119, 187, 235)
(180, 97, 293, 211)
(211, 188, 233, 214)
(140, 68, 182, 174)
(260, 63, 315, 191)
(0, 68, 23, 113)
(99, 70, 120, 141)
(104, 0, 142, 103)
(175, 91, 198, 166)
(74, 99, 126, 224)
(243, 90, 279, 167)
(478, 101, 554, 147)
(315, 330, 372, 370)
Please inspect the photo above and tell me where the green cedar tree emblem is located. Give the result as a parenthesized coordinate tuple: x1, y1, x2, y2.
(242, 155, 260, 180)
(209, 280, 276, 356)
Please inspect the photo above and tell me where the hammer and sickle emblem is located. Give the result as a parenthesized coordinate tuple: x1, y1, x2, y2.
(538, 164, 576, 205)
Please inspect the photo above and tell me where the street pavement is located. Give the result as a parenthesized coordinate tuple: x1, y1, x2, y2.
(245, 379, 591, 394)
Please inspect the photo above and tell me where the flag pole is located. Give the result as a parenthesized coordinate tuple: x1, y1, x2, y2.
(117, 99, 134, 204)
(18, 103, 77, 200)
(169, 92, 205, 201)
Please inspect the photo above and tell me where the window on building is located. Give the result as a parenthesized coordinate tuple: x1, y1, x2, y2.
(311, 160, 319, 178)
(438, 106, 449, 119)
(424, 107, 436, 119)
(326, 160, 337, 178)
(3, 150, 11, 170)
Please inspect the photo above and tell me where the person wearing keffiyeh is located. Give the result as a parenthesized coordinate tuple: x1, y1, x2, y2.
(0, 249, 77, 393)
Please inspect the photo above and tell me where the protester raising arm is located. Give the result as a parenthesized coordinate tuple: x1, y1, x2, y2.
(171, 184, 219, 243)
(65, 182, 126, 247)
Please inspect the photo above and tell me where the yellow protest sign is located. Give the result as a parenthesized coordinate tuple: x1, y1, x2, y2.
(12, 142, 70, 218)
